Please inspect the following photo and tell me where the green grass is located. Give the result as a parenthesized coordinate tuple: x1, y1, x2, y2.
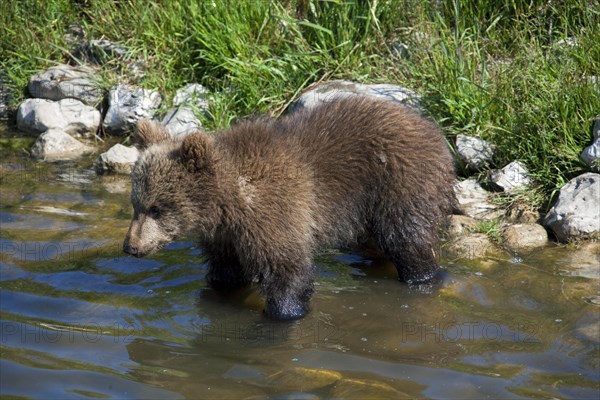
(472, 218, 503, 244)
(1, 0, 599, 211)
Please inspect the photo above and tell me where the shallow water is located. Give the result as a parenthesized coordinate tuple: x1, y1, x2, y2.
(0, 154, 598, 399)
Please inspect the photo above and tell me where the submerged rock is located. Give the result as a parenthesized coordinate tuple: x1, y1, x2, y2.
(489, 161, 531, 192)
(545, 173, 600, 242)
(330, 378, 408, 400)
(289, 80, 422, 113)
(580, 118, 599, 171)
(575, 312, 600, 344)
(30, 129, 93, 161)
(454, 178, 502, 220)
(28, 64, 103, 106)
(266, 367, 341, 392)
(103, 84, 161, 135)
(503, 223, 548, 250)
(559, 241, 600, 280)
(455, 134, 495, 171)
(94, 144, 139, 175)
(16, 98, 100, 138)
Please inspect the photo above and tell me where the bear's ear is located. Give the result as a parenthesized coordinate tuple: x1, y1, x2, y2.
(134, 119, 170, 149)
(181, 133, 214, 173)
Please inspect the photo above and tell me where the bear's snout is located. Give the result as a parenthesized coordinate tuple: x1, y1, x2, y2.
(123, 243, 140, 257)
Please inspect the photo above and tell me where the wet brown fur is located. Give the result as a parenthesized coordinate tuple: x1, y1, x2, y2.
(123, 97, 456, 320)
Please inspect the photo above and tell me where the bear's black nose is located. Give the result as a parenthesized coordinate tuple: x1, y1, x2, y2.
(123, 244, 138, 256)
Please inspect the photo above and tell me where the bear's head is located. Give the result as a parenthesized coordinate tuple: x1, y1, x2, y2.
(123, 120, 222, 257)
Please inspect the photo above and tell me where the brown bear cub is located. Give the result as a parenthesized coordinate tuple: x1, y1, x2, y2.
(123, 97, 456, 320)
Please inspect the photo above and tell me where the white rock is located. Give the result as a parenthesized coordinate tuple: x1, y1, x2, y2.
(28, 64, 103, 106)
(16, 98, 101, 138)
(289, 80, 422, 113)
(503, 223, 548, 250)
(456, 134, 495, 171)
(545, 173, 600, 242)
(94, 144, 139, 175)
(103, 84, 162, 135)
(30, 129, 93, 161)
(162, 107, 202, 137)
(580, 118, 599, 171)
(490, 161, 531, 192)
(173, 83, 209, 107)
(454, 178, 502, 220)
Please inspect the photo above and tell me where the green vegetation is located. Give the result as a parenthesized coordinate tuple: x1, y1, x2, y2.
(472, 218, 503, 244)
(1, 0, 598, 210)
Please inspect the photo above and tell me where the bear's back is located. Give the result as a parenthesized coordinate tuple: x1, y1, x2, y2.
(212, 97, 455, 245)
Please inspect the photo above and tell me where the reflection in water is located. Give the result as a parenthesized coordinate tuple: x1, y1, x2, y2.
(0, 155, 599, 398)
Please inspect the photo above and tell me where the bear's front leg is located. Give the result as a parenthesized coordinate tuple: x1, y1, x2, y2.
(205, 245, 250, 291)
(261, 263, 314, 320)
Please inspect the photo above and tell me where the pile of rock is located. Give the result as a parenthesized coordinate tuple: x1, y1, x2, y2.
(94, 82, 209, 174)
(15, 61, 208, 165)
(450, 130, 599, 252)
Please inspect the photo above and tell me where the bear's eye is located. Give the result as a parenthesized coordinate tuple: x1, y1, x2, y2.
(148, 205, 161, 219)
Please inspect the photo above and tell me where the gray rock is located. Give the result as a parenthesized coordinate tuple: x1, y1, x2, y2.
(490, 161, 531, 192)
(103, 85, 161, 135)
(503, 223, 548, 250)
(161, 83, 209, 137)
(580, 118, 599, 171)
(289, 80, 422, 113)
(162, 106, 202, 138)
(173, 83, 209, 107)
(454, 178, 502, 220)
(16, 98, 101, 138)
(94, 144, 139, 175)
(28, 64, 103, 106)
(456, 134, 495, 171)
(90, 39, 128, 59)
(30, 129, 93, 161)
(73, 39, 127, 64)
(545, 173, 600, 242)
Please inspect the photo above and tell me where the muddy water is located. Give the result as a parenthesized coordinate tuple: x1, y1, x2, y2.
(0, 154, 598, 399)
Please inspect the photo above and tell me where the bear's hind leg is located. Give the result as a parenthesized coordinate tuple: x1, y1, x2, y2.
(374, 219, 440, 284)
